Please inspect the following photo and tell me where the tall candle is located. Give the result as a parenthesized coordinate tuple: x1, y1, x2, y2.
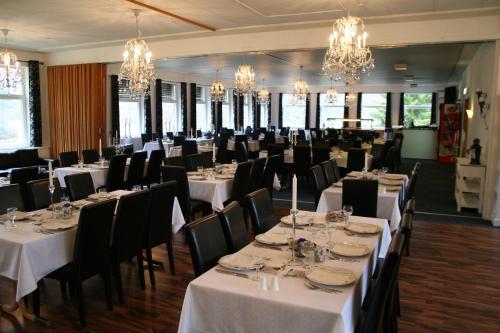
(364, 152, 368, 170)
(48, 161, 53, 187)
(292, 174, 297, 211)
(115, 130, 118, 140)
(99, 138, 102, 156)
(212, 143, 216, 160)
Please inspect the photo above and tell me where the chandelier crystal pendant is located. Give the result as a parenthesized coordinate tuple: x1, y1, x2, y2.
(0, 29, 22, 92)
(119, 9, 156, 98)
(292, 65, 309, 103)
(257, 79, 270, 105)
(325, 77, 337, 104)
(210, 69, 225, 102)
(322, 3, 375, 83)
(345, 92, 357, 106)
(234, 64, 256, 96)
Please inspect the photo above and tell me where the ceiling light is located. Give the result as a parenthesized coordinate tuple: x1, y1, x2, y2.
(404, 75, 414, 82)
(210, 69, 225, 102)
(394, 63, 407, 71)
(0, 29, 22, 92)
(325, 77, 337, 104)
(345, 92, 357, 106)
(234, 64, 256, 96)
(292, 65, 309, 104)
(257, 79, 270, 105)
(119, 9, 156, 98)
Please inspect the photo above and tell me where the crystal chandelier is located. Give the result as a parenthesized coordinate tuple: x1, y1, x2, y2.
(210, 69, 225, 102)
(257, 79, 270, 105)
(325, 77, 337, 104)
(292, 65, 309, 103)
(234, 64, 256, 96)
(345, 92, 357, 106)
(119, 9, 156, 98)
(322, 4, 375, 83)
(0, 29, 22, 92)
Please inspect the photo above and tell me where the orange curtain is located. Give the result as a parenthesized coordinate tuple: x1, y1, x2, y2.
(48, 63, 107, 159)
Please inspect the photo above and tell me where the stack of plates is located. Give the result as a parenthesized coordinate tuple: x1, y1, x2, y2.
(215, 174, 233, 180)
(384, 186, 401, 192)
(379, 178, 403, 186)
(255, 232, 291, 246)
(330, 242, 370, 257)
(305, 266, 356, 287)
(345, 223, 381, 234)
(383, 174, 405, 181)
(187, 171, 203, 176)
(188, 175, 206, 180)
(218, 253, 265, 271)
(88, 193, 115, 201)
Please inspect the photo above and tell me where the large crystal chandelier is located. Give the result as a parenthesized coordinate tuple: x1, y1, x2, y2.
(322, 3, 374, 83)
(210, 69, 225, 102)
(292, 65, 309, 103)
(0, 29, 22, 92)
(257, 79, 270, 105)
(234, 64, 256, 96)
(345, 92, 357, 106)
(325, 77, 337, 104)
(120, 9, 156, 98)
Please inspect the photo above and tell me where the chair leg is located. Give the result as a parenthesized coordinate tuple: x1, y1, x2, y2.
(32, 285, 40, 316)
(102, 269, 113, 311)
(113, 261, 124, 304)
(75, 281, 87, 327)
(166, 239, 176, 275)
(137, 253, 146, 290)
(59, 281, 67, 299)
(145, 247, 156, 286)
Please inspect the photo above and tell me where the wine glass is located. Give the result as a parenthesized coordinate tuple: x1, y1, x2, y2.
(6, 207, 17, 229)
(327, 223, 336, 247)
(381, 167, 388, 178)
(342, 205, 353, 226)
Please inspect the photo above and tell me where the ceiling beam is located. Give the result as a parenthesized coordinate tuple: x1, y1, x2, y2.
(125, 0, 216, 32)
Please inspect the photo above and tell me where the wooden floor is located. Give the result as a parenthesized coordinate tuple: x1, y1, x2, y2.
(2, 208, 500, 333)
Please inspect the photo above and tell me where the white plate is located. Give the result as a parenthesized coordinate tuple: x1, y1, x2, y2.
(188, 176, 206, 180)
(383, 174, 405, 180)
(330, 242, 370, 257)
(0, 211, 30, 221)
(379, 179, 404, 186)
(218, 253, 264, 271)
(305, 266, 356, 286)
(215, 175, 233, 180)
(280, 215, 314, 226)
(384, 185, 401, 192)
(348, 171, 364, 177)
(255, 232, 291, 246)
(42, 219, 76, 231)
(187, 171, 203, 176)
(88, 193, 115, 200)
(345, 223, 381, 234)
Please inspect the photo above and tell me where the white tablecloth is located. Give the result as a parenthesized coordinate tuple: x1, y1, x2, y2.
(178, 212, 391, 333)
(169, 144, 214, 158)
(143, 141, 174, 158)
(189, 178, 233, 211)
(227, 140, 260, 152)
(259, 149, 372, 168)
(0, 190, 185, 302)
(316, 174, 408, 231)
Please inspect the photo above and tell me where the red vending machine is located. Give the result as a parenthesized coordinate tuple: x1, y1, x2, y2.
(438, 103, 461, 164)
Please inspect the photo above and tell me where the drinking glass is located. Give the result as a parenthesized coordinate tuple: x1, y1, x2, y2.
(303, 240, 315, 267)
(132, 185, 142, 192)
(78, 159, 84, 168)
(381, 167, 388, 178)
(327, 223, 336, 246)
(342, 205, 353, 225)
(197, 166, 204, 174)
(6, 207, 17, 229)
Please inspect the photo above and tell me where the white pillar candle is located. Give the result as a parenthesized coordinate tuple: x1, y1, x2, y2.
(99, 138, 102, 156)
(212, 143, 216, 160)
(292, 174, 297, 211)
(48, 161, 53, 187)
(364, 152, 368, 170)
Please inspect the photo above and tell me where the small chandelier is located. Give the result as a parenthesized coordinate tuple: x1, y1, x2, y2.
(234, 64, 256, 96)
(210, 69, 225, 102)
(292, 65, 309, 103)
(257, 79, 270, 105)
(0, 29, 22, 92)
(322, 3, 375, 83)
(119, 9, 156, 98)
(325, 77, 337, 104)
(345, 93, 357, 106)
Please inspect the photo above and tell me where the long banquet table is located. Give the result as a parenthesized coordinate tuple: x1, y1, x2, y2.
(258, 149, 373, 169)
(178, 211, 391, 333)
(0, 190, 185, 302)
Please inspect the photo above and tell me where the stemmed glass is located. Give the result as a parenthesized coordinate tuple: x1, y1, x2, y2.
(327, 223, 336, 247)
(49, 185, 56, 218)
(6, 207, 18, 229)
(342, 205, 353, 226)
(380, 167, 388, 179)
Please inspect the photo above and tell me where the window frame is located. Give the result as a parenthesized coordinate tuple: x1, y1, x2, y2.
(222, 89, 234, 129)
(318, 92, 345, 129)
(403, 92, 433, 127)
(281, 93, 306, 129)
(161, 81, 181, 133)
(360, 93, 387, 130)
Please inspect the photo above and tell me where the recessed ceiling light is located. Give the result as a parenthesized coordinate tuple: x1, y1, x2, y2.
(410, 83, 418, 88)
(404, 75, 414, 82)
(394, 63, 407, 71)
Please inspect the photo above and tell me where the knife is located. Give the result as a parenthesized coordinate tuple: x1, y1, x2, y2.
(215, 268, 249, 279)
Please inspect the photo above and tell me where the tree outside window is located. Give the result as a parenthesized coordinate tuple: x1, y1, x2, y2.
(404, 93, 432, 127)
(360, 93, 386, 129)
(319, 93, 345, 128)
(282, 93, 306, 129)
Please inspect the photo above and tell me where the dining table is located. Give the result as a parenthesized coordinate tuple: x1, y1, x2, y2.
(178, 211, 391, 333)
(258, 149, 373, 169)
(227, 139, 260, 152)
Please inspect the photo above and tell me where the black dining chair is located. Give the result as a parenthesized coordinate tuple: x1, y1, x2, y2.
(104, 154, 127, 192)
(126, 151, 147, 189)
(10, 166, 40, 185)
(404, 172, 418, 208)
(0, 184, 25, 213)
(102, 147, 116, 161)
(312, 146, 330, 166)
(267, 143, 286, 184)
(82, 149, 99, 164)
(166, 132, 174, 140)
(173, 136, 186, 147)
(144, 181, 177, 284)
(45, 198, 117, 327)
(248, 157, 266, 192)
(400, 211, 413, 257)
(152, 133, 160, 141)
(144, 149, 165, 187)
(185, 213, 228, 277)
(196, 130, 203, 138)
(217, 201, 249, 253)
(342, 179, 378, 218)
(338, 141, 352, 152)
(369, 144, 386, 170)
(26, 178, 63, 211)
(182, 140, 198, 157)
(347, 148, 367, 172)
(293, 145, 311, 180)
(157, 137, 166, 151)
(262, 155, 280, 197)
(383, 146, 397, 173)
(164, 156, 185, 168)
(246, 188, 278, 235)
(200, 151, 215, 168)
(310, 165, 327, 209)
(186, 153, 205, 172)
(329, 158, 341, 183)
(59, 151, 79, 167)
(65, 173, 96, 201)
(223, 161, 253, 207)
(234, 141, 249, 163)
(112, 190, 152, 303)
(394, 133, 404, 173)
(141, 133, 150, 146)
(321, 160, 335, 186)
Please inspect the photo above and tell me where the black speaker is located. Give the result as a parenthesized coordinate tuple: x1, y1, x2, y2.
(444, 86, 457, 104)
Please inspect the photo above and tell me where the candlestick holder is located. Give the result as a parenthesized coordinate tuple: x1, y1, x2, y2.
(49, 185, 56, 218)
(288, 209, 302, 266)
(362, 167, 368, 179)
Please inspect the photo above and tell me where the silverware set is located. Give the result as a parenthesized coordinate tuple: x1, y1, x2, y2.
(304, 282, 343, 294)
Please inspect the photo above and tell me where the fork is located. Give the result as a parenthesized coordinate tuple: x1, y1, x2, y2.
(304, 282, 342, 293)
(330, 255, 359, 263)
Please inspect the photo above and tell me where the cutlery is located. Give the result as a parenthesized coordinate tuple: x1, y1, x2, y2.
(344, 231, 373, 238)
(304, 282, 342, 293)
(215, 268, 249, 279)
(253, 243, 288, 252)
(330, 255, 359, 262)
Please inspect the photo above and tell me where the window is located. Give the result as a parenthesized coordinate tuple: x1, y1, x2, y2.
(319, 93, 345, 129)
(195, 85, 212, 132)
(161, 82, 180, 132)
(259, 103, 269, 128)
(281, 94, 306, 129)
(360, 93, 387, 129)
(404, 93, 433, 126)
(243, 94, 253, 128)
(119, 80, 142, 138)
(222, 89, 233, 129)
(0, 67, 30, 150)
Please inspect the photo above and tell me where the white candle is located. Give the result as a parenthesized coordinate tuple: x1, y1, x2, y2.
(48, 161, 53, 187)
(99, 138, 102, 156)
(115, 130, 118, 140)
(364, 152, 368, 170)
(212, 143, 216, 160)
(292, 174, 297, 211)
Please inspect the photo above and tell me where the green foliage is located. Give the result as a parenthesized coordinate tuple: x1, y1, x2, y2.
(404, 93, 432, 126)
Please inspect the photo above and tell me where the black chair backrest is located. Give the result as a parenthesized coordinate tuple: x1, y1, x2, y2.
(347, 148, 366, 172)
(262, 155, 280, 197)
(10, 166, 39, 184)
(230, 161, 253, 204)
(218, 201, 248, 253)
(182, 140, 198, 157)
(122, 144, 134, 157)
(0, 184, 25, 212)
(164, 156, 184, 167)
(112, 190, 152, 262)
(106, 154, 128, 191)
(234, 134, 248, 147)
(312, 146, 330, 165)
(298, 129, 306, 141)
(264, 132, 275, 145)
(82, 149, 99, 164)
(369, 144, 386, 170)
(173, 136, 186, 146)
(310, 165, 327, 208)
(405, 173, 418, 204)
(157, 137, 165, 151)
(267, 144, 284, 173)
(141, 133, 150, 146)
(342, 179, 378, 217)
(74, 199, 117, 280)
(329, 159, 341, 183)
(152, 133, 160, 141)
(338, 140, 352, 152)
(293, 145, 312, 177)
(166, 132, 174, 140)
(146, 181, 177, 249)
(186, 153, 205, 172)
(403, 198, 415, 216)
(102, 147, 116, 161)
(383, 146, 397, 173)
(401, 211, 413, 235)
(234, 141, 249, 163)
(126, 151, 147, 188)
(26, 178, 62, 211)
(65, 172, 96, 201)
(249, 157, 266, 192)
(145, 149, 165, 185)
(246, 188, 277, 235)
(321, 160, 335, 186)
(59, 151, 79, 167)
(185, 213, 228, 276)
(200, 151, 214, 168)
(161, 165, 191, 223)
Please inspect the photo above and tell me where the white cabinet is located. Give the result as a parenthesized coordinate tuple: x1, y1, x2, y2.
(455, 157, 485, 213)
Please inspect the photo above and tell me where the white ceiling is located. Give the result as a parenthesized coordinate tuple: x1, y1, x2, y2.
(1, 0, 499, 51)
(155, 42, 481, 88)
